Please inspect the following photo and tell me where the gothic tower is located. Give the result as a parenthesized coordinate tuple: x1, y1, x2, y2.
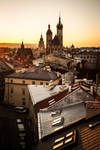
(21, 41, 24, 49)
(46, 24, 52, 54)
(56, 16, 63, 47)
(38, 34, 45, 49)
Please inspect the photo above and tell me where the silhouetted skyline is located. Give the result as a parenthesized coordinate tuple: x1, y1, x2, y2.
(0, 0, 100, 47)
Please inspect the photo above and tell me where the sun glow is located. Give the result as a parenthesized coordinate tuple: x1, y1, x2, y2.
(0, 0, 100, 47)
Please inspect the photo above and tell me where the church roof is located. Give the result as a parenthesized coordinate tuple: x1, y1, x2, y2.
(16, 48, 33, 57)
(52, 35, 60, 46)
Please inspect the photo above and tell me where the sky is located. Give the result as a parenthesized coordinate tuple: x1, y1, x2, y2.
(0, 0, 100, 47)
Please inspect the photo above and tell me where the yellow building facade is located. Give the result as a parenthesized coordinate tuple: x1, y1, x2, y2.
(4, 71, 61, 107)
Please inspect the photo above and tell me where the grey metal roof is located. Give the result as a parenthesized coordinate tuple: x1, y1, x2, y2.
(38, 103, 86, 139)
(28, 85, 68, 105)
(34, 114, 100, 150)
(6, 68, 58, 81)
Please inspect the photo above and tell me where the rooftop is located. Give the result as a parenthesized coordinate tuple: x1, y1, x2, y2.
(0, 60, 14, 75)
(28, 85, 68, 105)
(34, 114, 100, 150)
(6, 68, 58, 81)
(38, 103, 86, 139)
(28, 82, 94, 112)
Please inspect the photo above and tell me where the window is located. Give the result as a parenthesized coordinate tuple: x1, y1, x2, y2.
(40, 82, 43, 85)
(22, 101, 26, 105)
(32, 81, 35, 85)
(22, 88, 25, 95)
(22, 98, 25, 101)
(22, 98, 25, 106)
(87, 56, 89, 59)
(22, 80, 25, 84)
(11, 88, 13, 93)
(11, 80, 13, 83)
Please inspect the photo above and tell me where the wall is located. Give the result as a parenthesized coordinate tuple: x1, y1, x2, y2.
(4, 77, 60, 107)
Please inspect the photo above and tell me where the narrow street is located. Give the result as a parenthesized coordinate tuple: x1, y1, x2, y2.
(0, 104, 32, 150)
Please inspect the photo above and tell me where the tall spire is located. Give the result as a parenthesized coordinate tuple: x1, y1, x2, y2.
(41, 33, 43, 39)
(21, 41, 24, 49)
(59, 16, 61, 24)
(57, 15, 63, 29)
(56, 14, 63, 47)
(59, 11, 61, 24)
(39, 34, 44, 49)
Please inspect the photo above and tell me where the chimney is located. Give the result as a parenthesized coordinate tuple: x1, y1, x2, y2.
(68, 85, 71, 92)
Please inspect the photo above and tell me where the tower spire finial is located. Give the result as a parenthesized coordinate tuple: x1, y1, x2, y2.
(59, 11, 61, 24)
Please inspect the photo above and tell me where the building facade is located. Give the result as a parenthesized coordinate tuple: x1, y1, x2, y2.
(4, 68, 61, 107)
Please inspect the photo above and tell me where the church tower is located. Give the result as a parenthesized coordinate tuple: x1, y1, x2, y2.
(46, 24, 52, 54)
(56, 16, 63, 47)
(21, 41, 24, 49)
(38, 34, 45, 49)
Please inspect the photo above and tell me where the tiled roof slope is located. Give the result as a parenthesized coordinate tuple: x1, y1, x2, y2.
(79, 123, 100, 150)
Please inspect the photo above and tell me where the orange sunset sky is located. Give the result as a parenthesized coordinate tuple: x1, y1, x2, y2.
(0, 0, 100, 47)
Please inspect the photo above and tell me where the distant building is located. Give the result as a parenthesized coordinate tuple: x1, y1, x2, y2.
(15, 41, 33, 62)
(37, 34, 45, 57)
(44, 54, 72, 72)
(73, 51, 98, 70)
(46, 24, 52, 54)
(4, 68, 61, 107)
(46, 16, 63, 55)
(38, 34, 45, 49)
(56, 16, 63, 47)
